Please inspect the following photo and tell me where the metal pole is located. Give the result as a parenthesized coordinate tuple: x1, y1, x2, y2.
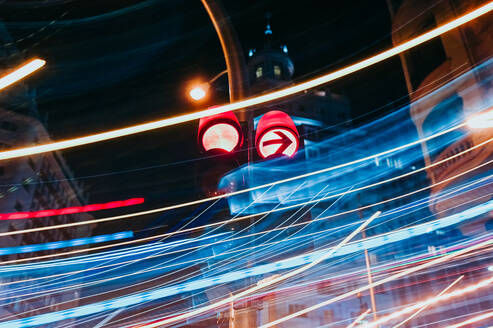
(200, 3, 254, 327)
(357, 195, 378, 326)
(200, 0, 248, 105)
(362, 229, 378, 325)
(200, 0, 253, 164)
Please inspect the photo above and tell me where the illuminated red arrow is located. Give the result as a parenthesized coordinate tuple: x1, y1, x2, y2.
(262, 130, 293, 155)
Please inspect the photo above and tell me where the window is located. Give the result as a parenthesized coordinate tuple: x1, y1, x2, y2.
(406, 16, 447, 90)
(255, 66, 263, 79)
(273, 65, 281, 78)
(0, 121, 18, 132)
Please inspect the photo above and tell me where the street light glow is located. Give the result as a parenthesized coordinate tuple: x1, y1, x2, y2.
(0, 58, 46, 91)
(189, 85, 208, 101)
(0, 1, 492, 161)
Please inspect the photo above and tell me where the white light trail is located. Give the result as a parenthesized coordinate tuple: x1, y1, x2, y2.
(135, 212, 380, 327)
(0, 1, 491, 161)
(444, 310, 493, 328)
(259, 239, 493, 328)
(346, 309, 371, 328)
(1, 128, 490, 245)
(2, 147, 492, 269)
(391, 275, 464, 328)
(0, 58, 45, 91)
(358, 276, 491, 328)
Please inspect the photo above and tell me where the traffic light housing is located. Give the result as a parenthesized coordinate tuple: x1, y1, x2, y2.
(197, 111, 243, 153)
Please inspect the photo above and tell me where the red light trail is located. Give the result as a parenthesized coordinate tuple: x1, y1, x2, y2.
(0, 198, 145, 220)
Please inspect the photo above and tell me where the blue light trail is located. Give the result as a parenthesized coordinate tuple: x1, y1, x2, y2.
(0, 231, 133, 256)
(2, 199, 491, 328)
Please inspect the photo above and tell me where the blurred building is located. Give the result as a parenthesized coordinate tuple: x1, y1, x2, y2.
(0, 22, 93, 325)
(388, 0, 493, 233)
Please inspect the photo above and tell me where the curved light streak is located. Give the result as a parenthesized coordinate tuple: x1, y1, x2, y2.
(391, 275, 464, 328)
(0, 215, 377, 328)
(346, 309, 371, 328)
(3, 216, 489, 327)
(444, 310, 493, 328)
(0, 197, 144, 220)
(0, 125, 488, 241)
(0, 58, 46, 91)
(1, 143, 491, 269)
(0, 231, 133, 256)
(259, 239, 493, 328)
(0, 1, 491, 161)
(2, 153, 491, 317)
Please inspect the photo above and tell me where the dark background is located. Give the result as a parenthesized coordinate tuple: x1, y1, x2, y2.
(0, 0, 410, 231)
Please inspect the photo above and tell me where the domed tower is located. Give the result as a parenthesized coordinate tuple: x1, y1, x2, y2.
(247, 14, 294, 95)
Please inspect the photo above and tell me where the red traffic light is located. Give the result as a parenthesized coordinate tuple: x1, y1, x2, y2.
(198, 110, 243, 153)
(255, 110, 299, 159)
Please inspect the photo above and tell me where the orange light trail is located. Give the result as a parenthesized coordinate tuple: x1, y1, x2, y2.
(0, 1, 491, 161)
(0, 58, 46, 91)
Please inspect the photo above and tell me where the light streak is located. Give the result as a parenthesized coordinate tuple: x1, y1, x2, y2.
(0, 213, 378, 328)
(121, 211, 379, 328)
(259, 239, 493, 328)
(0, 189, 488, 328)
(0, 126, 488, 241)
(0, 231, 133, 256)
(1, 166, 490, 313)
(2, 199, 488, 310)
(0, 197, 144, 220)
(0, 58, 46, 91)
(0, 232, 230, 271)
(466, 106, 493, 128)
(391, 275, 464, 328)
(444, 311, 493, 328)
(346, 309, 371, 328)
(1, 153, 491, 269)
(0, 1, 491, 161)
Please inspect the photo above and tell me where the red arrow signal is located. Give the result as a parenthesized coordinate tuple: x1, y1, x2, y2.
(262, 131, 293, 155)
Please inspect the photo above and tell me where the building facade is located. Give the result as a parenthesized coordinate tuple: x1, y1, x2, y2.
(0, 23, 93, 325)
(389, 0, 493, 232)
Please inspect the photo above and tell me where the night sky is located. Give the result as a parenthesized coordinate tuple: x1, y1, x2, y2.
(0, 0, 409, 230)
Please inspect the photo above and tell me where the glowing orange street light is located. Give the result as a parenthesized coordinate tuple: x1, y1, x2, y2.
(187, 70, 227, 102)
(189, 84, 209, 101)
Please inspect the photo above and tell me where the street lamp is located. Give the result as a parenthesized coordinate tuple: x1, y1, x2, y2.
(466, 107, 493, 129)
(187, 69, 227, 102)
(189, 84, 209, 101)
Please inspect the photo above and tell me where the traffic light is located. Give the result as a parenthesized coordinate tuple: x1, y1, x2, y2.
(255, 110, 299, 159)
(197, 111, 243, 153)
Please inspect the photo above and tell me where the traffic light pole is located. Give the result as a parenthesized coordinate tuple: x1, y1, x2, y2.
(200, 0, 248, 105)
(200, 2, 256, 327)
(200, 0, 254, 164)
